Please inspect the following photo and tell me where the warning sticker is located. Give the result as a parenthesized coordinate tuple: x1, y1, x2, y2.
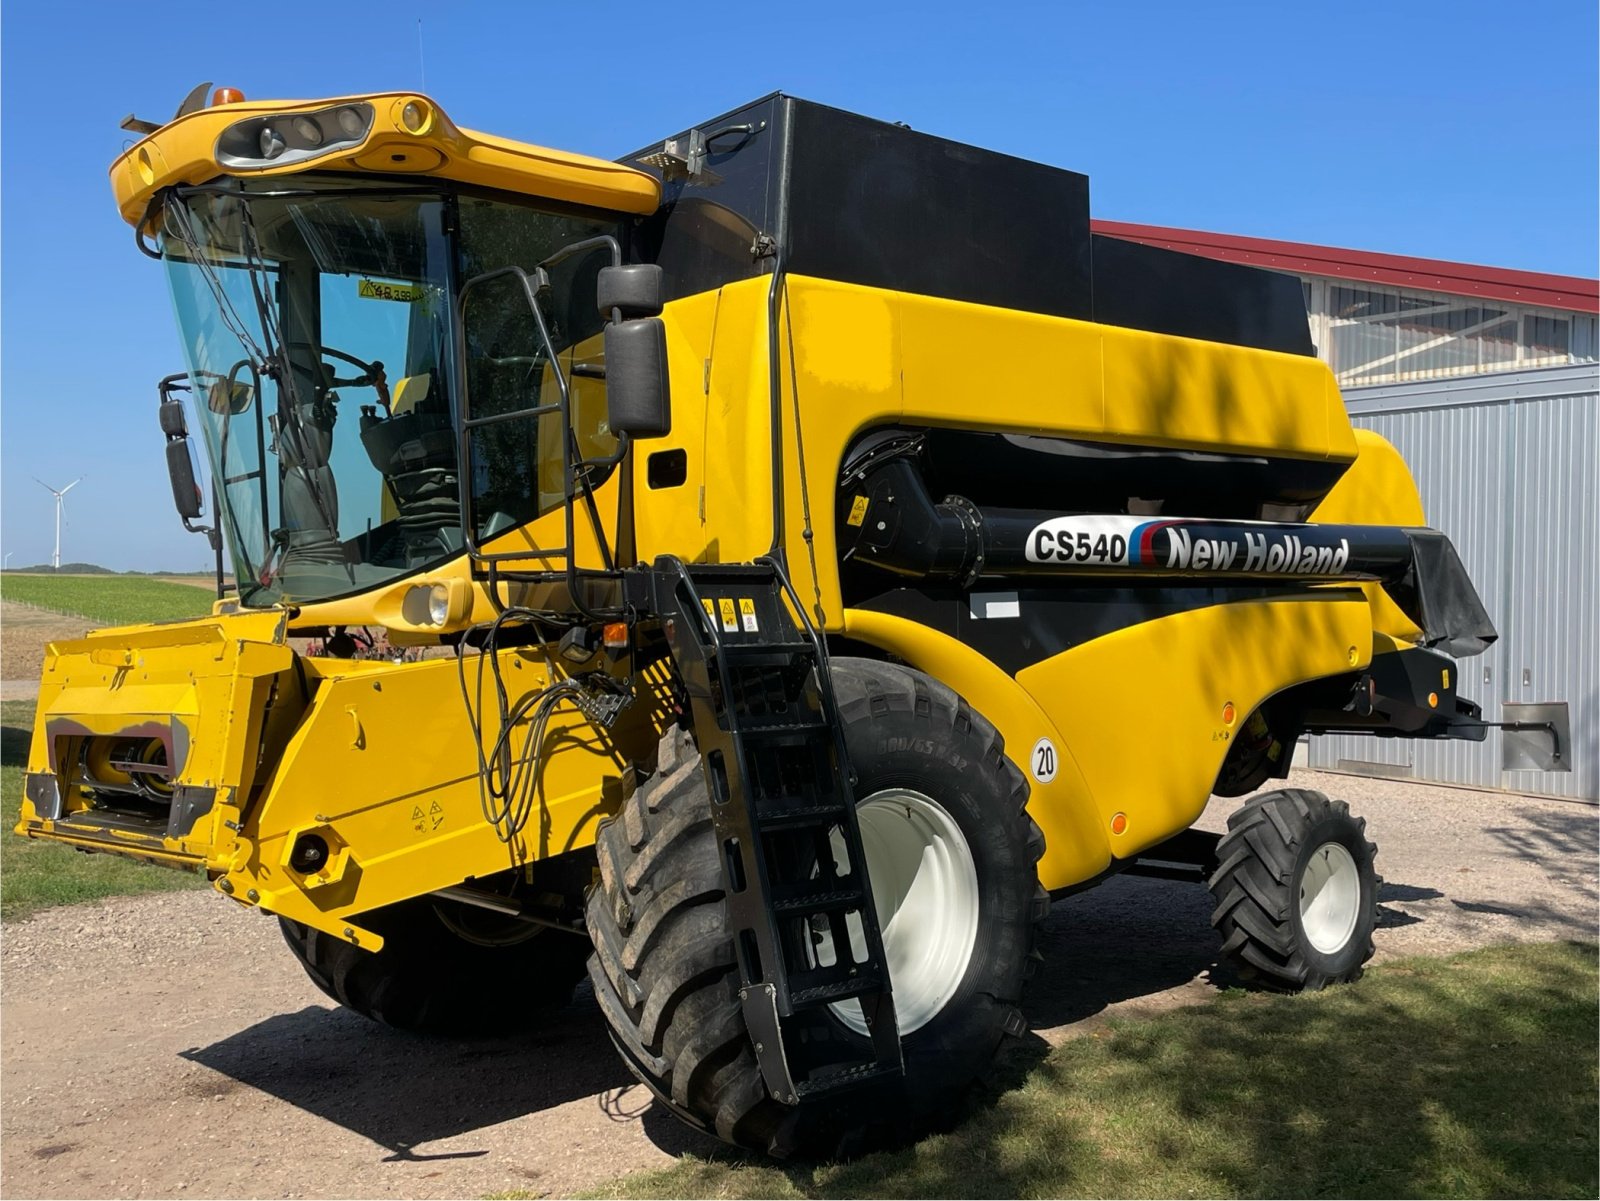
(358, 278, 424, 303)
(701, 598, 717, 626)
(847, 495, 869, 527)
(718, 597, 739, 633)
(739, 597, 759, 633)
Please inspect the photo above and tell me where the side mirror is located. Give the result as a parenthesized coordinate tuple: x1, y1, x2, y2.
(596, 264, 664, 319)
(158, 397, 204, 521)
(604, 317, 672, 438)
(207, 377, 253, 415)
(165, 439, 204, 522)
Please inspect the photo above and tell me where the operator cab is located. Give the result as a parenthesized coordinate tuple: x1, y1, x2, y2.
(119, 89, 662, 608)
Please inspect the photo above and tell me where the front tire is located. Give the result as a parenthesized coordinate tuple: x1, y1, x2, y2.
(1208, 788, 1380, 991)
(280, 896, 591, 1035)
(585, 659, 1048, 1158)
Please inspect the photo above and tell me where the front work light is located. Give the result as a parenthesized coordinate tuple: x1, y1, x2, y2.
(216, 102, 374, 170)
(292, 116, 325, 147)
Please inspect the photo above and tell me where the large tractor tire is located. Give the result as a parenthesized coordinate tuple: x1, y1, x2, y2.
(586, 659, 1049, 1159)
(1209, 788, 1380, 991)
(280, 896, 591, 1035)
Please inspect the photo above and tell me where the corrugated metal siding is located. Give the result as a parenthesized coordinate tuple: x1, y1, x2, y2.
(1309, 364, 1597, 800)
(1502, 391, 1598, 801)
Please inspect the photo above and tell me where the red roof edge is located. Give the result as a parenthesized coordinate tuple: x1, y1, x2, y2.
(1091, 219, 1600, 316)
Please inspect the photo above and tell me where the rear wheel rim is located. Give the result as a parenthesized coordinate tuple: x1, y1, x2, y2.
(1299, 841, 1361, 954)
(826, 789, 980, 1037)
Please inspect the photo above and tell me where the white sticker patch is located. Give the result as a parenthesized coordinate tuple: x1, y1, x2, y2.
(968, 591, 1020, 620)
(1030, 737, 1059, 784)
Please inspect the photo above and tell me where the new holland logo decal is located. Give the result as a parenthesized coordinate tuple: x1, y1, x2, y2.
(1025, 516, 1352, 576)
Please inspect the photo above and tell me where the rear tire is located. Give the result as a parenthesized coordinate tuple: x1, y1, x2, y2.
(279, 897, 591, 1035)
(1208, 788, 1380, 991)
(585, 658, 1048, 1158)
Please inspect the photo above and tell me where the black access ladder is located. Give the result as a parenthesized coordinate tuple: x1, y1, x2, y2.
(643, 555, 903, 1104)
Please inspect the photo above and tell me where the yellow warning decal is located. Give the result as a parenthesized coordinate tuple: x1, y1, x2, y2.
(1442, 668, 1450, 690)
(739, 597, 759, 633)
(358, 278, 424, 303)
(701, 598, 717, 625)
(847, 495, 869, 527)
(718, 597, 739, 633)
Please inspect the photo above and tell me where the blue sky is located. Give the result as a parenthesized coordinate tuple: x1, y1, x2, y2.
(2, 1, 1596, 571)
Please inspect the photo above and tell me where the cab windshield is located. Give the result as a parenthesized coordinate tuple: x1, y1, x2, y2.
(160, 180, 620, 606)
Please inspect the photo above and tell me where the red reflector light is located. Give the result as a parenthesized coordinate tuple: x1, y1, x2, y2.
(212, 87, 245, 106)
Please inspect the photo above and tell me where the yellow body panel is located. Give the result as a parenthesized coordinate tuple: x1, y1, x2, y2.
(227, 652, 667, 948)
(1309, 428, 1429, 645)
(1015, 592, 1374, 858)
(110, 92, 659, 227)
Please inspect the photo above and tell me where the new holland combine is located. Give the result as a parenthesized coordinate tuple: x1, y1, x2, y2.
(18, 85, 1507, 1156)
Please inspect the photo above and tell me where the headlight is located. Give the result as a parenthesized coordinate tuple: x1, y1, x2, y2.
(216, 103, 373, 169)
(401, 582, 458, 627)
(427, 584, 450, 626)
(291, 116, 324, 147)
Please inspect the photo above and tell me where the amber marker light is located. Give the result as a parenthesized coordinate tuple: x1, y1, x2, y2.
(399, 99, 432, 133)
(603, 623, 629, 649)
(1428, 692, 1439, 708)
(1221, 701, 1236, 726)
(1110, 812, 1128, 835)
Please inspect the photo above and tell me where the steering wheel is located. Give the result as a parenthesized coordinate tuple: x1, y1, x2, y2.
(288, 341, 391, 414)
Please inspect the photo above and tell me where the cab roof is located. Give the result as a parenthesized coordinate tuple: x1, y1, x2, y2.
(111, 90, 661, 226)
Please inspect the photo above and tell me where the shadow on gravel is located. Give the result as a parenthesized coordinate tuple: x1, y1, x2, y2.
(1484, 806, 1600, 896)
(1026, 874, 1241, 1030)
(181, 984, 637, 1161)
(1452, 896, 1599, 935)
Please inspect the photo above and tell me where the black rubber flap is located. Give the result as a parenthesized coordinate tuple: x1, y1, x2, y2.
(1394, 530, 1498, 657)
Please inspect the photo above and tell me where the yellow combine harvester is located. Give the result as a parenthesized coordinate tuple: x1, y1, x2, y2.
(18, 85, 1505, 1156)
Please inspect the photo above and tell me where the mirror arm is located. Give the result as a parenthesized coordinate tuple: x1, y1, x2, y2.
(538, 234, 622, 273)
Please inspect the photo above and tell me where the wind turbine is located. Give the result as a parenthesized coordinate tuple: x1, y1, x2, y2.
(34, 477, 83, 571)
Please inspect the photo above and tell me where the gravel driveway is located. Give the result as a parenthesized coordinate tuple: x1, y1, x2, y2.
(3, 769, 1594, 1200)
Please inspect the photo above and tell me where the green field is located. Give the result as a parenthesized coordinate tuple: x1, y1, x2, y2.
(581, 941, 1598, 1201)
(2, 700, 202, 920)
(1, 573, 215, 627)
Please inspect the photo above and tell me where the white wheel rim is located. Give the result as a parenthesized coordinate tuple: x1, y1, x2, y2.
(1299, 841, 1361, 954)
(821, 789, 980, 1037)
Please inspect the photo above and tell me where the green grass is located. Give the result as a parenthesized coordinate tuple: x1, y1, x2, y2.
(585, 941, 1599, 1200)
(0, 573, 215, 627)
(2, 700, 202, 920)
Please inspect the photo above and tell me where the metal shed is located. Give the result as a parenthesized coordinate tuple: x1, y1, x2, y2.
(1307, 364, 1598, 800)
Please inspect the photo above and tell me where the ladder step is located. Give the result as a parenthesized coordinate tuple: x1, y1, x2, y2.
(718, 641, 816, 663)
(794, 1060, 904, 1099)
(737, 718, 832, 737)
(771, 886, 865, 915)
(755, 802, 849, 831)
(788, 972, 887, 1008)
